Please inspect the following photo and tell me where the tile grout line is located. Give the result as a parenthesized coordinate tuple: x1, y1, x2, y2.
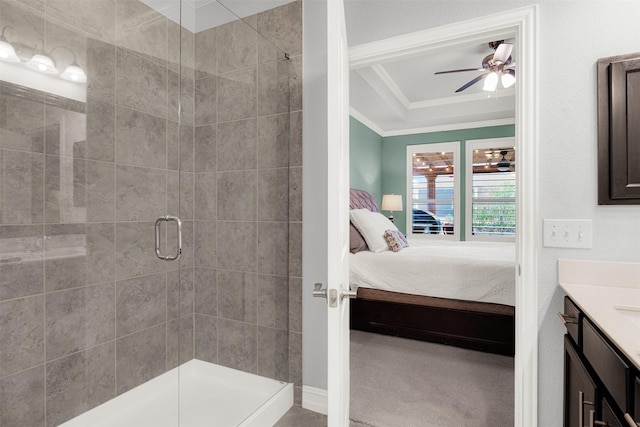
(42, 5, 49, 424)
(113, 0, 119, 400)
(255, 30, 261, 375)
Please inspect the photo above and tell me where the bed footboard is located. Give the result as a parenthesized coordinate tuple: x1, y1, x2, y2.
(350, 290, 515, 356)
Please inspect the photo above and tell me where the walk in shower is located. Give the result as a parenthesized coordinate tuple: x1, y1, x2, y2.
(0, 0, 303, 425)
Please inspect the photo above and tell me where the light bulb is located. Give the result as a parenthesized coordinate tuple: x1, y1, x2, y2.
(483, 72, 498, 91)
(0, 39, 19, 63)
(502, 70, 516, 88)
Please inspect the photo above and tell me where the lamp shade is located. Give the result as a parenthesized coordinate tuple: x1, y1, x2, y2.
(381, 194, 403, 212)
(60, 63, 87, 83)
(483, 71, 498, 91)
(26, 53, 57, 74)
(501, 69, 516, 88)
(0, 39, 19, 63)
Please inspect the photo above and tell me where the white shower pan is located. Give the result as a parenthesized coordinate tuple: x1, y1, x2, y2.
(60, 359, 293, 427)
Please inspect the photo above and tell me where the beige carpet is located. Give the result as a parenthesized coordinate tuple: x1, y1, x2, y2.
(350, 330, 514, 427)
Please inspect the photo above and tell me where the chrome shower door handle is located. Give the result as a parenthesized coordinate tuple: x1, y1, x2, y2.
(154, 215, 182, 261)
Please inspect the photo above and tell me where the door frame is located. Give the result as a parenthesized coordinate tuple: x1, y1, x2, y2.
(346, 5, 539, 426)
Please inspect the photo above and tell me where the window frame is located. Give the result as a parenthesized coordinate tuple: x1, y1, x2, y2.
(406, 141, 461, 241)
(465, 137, 516, 242)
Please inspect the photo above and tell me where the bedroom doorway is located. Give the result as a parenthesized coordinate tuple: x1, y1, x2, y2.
(341, 5, 539, 426)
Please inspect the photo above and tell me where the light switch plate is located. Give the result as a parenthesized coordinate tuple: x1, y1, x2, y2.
(543, 219, 592, 249)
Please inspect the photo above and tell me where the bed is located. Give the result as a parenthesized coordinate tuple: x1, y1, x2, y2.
(349, 188, 516, 356)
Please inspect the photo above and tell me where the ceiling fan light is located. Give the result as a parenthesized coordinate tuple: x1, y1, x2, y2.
(496, 150, 511, 171)
(26, 52, 58, 74)
(502, 70, 516, 88)
(483, 72, 498, 91)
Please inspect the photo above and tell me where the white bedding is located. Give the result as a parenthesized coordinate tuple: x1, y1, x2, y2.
(349, 240, 516, 306)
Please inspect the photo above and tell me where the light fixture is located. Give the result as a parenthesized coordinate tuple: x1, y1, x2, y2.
(483, 71, 499, 91)
(502, 69, 516, 88)
(381, 194, 403, 223)
(1, 33, 86, 83)
(0, 27, 19, 63)
(496, 150, 511, 171)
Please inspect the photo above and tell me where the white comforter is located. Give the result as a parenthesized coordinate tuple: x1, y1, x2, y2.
(349, 240, 516, 306)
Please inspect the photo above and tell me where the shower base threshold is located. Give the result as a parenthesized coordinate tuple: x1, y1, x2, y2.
(60, 359, 293, 427)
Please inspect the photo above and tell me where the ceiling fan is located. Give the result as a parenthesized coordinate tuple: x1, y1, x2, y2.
(435, 41, 516, 93)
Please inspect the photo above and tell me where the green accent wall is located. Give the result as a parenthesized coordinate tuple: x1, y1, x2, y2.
(350, 117, 383, 206)
(381, 125, 515, 234)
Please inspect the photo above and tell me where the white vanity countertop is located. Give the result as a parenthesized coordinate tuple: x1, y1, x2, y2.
(558, 259, 640, 370)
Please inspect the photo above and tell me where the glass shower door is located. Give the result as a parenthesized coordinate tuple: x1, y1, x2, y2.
(0, 0, 188, 424)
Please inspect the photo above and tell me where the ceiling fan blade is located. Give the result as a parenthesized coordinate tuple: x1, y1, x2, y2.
(435, 68, 485, 75)
(455, 73, 488, 93)
(493, 43, 513, 64)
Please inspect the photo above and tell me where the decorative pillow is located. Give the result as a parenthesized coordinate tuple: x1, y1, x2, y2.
(349, 209, 400, 253)
(350, 222, 369, 253)
(384, 229, 409, 252)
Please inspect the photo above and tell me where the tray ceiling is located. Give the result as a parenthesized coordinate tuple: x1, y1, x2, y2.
(350, 38, 516, 137)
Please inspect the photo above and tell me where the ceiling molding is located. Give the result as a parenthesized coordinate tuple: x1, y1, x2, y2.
(382, 118, 515, 137)
(349, 104, 515, 138)
(354, 68, 407, 119)
(408, 87, 515, 110)
(349, 107, 385, 137)
(371, 64, 410, 109)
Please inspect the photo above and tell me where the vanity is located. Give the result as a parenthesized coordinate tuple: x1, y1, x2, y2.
(559, 260, 640, 427)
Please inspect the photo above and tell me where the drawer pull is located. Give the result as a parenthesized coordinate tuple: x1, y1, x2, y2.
(590, 409, 608, 426)
(624, 413, 639, 427)
(579, 391, 595, 427)
(558, 312, 578, 325)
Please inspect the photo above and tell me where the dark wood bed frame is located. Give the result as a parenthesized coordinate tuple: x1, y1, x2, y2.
(350, 292, 515, 356)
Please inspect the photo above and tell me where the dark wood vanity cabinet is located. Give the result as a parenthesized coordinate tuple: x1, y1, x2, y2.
(562, 297, 639, 427)
(564, 335, 597, 427)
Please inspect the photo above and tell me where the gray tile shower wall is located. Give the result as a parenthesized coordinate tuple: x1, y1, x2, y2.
(0, 1, 302, 426)
(191, 0, 303, 403)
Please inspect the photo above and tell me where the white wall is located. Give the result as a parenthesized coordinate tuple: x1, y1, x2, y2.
(302, 0, 329, 391)
(303, 0, 640, 424)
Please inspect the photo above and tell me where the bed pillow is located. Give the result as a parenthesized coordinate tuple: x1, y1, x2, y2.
(384, 229, 409, 252)
(349, 209, 400, 253)
(350, 222, 369, 253)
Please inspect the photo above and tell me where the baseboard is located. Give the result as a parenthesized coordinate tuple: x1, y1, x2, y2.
(302, 385, 328, 415)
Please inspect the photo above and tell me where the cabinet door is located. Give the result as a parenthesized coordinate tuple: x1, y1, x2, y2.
(565, 335, 597, 427)
(634, 377, 640, 426)
(601, 398, 624, 427)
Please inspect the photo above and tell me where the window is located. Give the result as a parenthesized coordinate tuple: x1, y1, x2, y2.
(466, 138, 516, 241)
(406, 142, 460, 239)
(405, 138, 515, 241)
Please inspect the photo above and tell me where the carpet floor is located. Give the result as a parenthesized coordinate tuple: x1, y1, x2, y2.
(349, 330, 514, 427)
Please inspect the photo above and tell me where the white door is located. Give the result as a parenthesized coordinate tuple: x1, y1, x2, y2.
(326, 0, 351, 425)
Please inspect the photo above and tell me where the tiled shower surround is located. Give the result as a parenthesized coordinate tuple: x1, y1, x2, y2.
(0, 0, 302, 425)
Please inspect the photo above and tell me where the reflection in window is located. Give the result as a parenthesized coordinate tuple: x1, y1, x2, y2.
(470, 147, 515, 238)
(410, 149, 456, 236)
